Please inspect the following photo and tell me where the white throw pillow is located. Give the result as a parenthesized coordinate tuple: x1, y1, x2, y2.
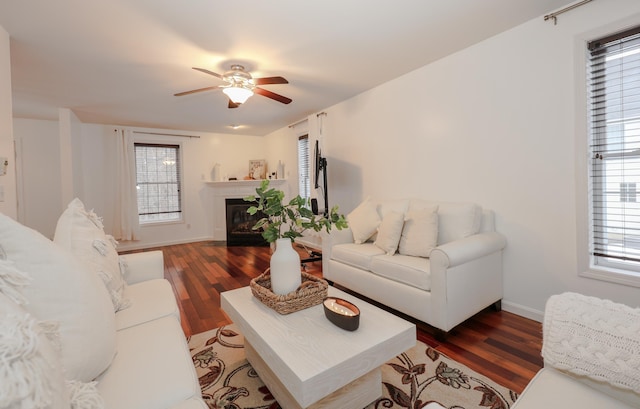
(0, 212, 116, 382)
(347, 197, 381, 244)
(54, 198, 130, 312)
(374, 211, 405, 255)
(435, 203, 481, 245)
(0, 292, 70, 409)
(399, 206, 439, 257)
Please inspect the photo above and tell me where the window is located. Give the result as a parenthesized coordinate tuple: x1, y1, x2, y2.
(298, 135, 310, 201)
(588, 26, 640, 273)
(134, 143, 182, 224)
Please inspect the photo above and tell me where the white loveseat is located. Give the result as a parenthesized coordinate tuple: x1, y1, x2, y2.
(513, 292, 640, 409)
(322, 198, 506, 335)
(0, 201, 206, 409)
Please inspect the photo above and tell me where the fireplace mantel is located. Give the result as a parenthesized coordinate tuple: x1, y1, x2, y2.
(204, 179, 287, 189)
(206, 179, 289, 241)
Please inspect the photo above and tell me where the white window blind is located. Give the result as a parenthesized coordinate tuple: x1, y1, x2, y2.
(298, 135, 310, 201)
(134, 143, 182, 223)
(588, 26, 640, 268)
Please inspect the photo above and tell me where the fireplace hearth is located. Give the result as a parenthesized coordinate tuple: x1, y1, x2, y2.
(225, 198, 269, 246)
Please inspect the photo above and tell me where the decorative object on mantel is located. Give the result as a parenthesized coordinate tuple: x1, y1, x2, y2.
(277, 160, 285, 179)
(250, 269, 328, 314)
(244, 180, 347, 295)
(248, 159, 266, 180)
(210, 163, 221, 182)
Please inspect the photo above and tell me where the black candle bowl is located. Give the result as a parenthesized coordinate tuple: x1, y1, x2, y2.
(323, 297, 360, 331)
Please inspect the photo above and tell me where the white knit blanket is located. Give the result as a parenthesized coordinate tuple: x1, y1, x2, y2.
(542, 292, 640, 393)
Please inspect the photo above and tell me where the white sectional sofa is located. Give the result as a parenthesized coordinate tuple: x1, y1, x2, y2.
(513, 292, 640, 409)
(0, 200, 206, 409)
(322, 198, 506, 335)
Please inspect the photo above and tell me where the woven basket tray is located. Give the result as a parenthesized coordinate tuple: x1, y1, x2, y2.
(250, 268, 328, 314)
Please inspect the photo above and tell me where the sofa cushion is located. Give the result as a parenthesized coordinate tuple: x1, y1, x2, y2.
(0, 292, 70, 409)
(374, 211, 405, 255)
(399, 205, 439, 257)
(0, 212, 116, 382)
(370, 254, 431, 291)
(512, 368, 637, 409)
(347, 198, 381, 244)
(115, 279, 180, 330)
(97, 315, 200, 409)
(54, 198, 130, 312)
(409, 200, 481, 245)
(331, 243, 385, 271)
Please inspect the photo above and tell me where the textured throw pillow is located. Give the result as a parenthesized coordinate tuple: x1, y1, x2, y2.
(0, 212, 116, 382)
(54, 198, 130, 312)
(435, 203, 481, 245)
(347, 197, 381, 244)
(374, 211, 405, 255)
(398, 206, 439, 257)
(0, 292, 70, 409)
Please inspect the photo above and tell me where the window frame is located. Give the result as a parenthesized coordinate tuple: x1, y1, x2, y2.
(577, 22, 640, 288)
(134, 142, 184, 225)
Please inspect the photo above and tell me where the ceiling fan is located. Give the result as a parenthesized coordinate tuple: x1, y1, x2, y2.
(174, 65, 292, 108)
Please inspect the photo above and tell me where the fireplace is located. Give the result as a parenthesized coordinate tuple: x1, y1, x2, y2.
(225, 198, 269, 246)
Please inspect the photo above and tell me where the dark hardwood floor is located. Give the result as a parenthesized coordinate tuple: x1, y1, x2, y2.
(121, 240, 543, 394)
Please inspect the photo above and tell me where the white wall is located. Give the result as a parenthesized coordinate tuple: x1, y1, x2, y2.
(265, 0, 640, 319)
(12, 120, 276, 249)
(0, 24, 16, 218)
(13, 119, 62, 238)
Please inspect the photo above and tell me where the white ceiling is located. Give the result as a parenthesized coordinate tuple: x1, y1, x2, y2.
(0, 0, 573, 136)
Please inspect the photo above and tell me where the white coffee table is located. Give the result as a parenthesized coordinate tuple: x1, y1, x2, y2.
(221, 285, 416, 409)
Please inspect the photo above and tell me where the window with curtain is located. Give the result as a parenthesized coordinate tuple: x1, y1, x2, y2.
(298, 135, 310, 202)
(134, 143, 182, 224)
(588, 26, 640, 274)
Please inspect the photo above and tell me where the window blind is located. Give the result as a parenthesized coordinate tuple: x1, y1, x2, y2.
(298, 135, 310, 201)
(589, 26, 640, 264)
(134, 143, 182, 223)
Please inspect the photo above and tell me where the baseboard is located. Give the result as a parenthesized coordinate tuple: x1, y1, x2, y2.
(117, 236, 216, 252)
(502, 300, 544, 323)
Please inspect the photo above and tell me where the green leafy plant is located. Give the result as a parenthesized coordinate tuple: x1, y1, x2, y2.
(244, 179, 348, 243)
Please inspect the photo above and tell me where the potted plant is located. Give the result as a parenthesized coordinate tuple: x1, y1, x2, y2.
(244, 179, 347, 295)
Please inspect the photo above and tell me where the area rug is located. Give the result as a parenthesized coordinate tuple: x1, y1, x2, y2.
(189, 324, 518, 409)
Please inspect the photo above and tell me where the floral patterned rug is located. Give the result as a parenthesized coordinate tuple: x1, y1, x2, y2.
(189, 324, 518, 409)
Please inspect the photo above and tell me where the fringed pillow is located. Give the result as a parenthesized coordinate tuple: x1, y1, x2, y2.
(0, 292, 70, 409)
(54, 198, 131, 312)
(0, 212, 116, 383)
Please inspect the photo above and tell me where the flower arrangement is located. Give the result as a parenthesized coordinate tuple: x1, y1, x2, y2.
(244, 179, 348, 243)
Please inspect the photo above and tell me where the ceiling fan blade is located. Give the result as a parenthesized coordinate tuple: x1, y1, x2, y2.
(228, 99, 239, 109)
(254, 87, 292, 104)
(254, 76, 288, 85)
(192, 67, 223, 79)
(174, 86, 217, 96)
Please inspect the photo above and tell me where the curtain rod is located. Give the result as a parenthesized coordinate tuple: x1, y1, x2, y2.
(131, 131, 200, 138)
(288, 112, 327, 128)
(544, 0, 593, 25)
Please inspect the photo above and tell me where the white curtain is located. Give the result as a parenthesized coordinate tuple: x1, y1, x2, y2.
(113, 128, 140, 241)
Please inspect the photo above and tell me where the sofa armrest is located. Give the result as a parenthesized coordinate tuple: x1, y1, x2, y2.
(430, 232, 506, 269)
(322, 227, 354, 251)
(119, 250, 164, 285)
(321, 228, 354, 273)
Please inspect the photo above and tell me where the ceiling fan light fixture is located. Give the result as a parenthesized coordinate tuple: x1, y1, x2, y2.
(222, 85, 254, 104)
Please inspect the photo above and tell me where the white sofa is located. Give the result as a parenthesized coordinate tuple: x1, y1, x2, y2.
(322, 198, 506, 335)
(513, 292, 640, 409)
(0, 203, 206, 409)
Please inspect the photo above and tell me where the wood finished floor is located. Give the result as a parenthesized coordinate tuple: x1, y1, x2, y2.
(121, 240, 543, 394)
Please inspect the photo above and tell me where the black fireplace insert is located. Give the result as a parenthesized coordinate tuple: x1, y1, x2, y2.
(225, 198, 269, 246)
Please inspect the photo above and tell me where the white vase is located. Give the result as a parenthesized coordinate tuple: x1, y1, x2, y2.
(270, 238, 301, 295)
